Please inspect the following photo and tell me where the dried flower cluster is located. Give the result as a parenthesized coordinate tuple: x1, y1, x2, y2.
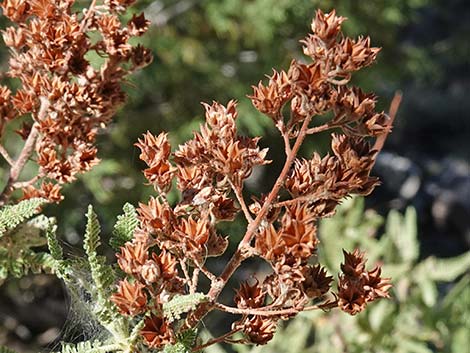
(111, 9, 392, 350)
(337, 249, 392, 315)
(0, 0, 152, 204)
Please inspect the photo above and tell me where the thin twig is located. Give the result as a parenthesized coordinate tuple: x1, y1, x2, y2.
(213, 301, 338, 317)
(275, 120, 291, 155)
(190, 267, 200, 294)
(228, 178, 253, 223)
(0, 97, 50, 205)
(182, 115, 314, 330)
(179, 259, 192, 288)
(305, 123, 335, 135)
(205, 114, 314, 301)
(0, 125, 39, 205)
(0, 144, 13, 166)
(372, 91, 402, 154)
(79, 0, 98, 33)
(192, 327, 242, 352)
(273, 195, 314, 208)
(327, 78, 350, 85)
(194, 260, 218, 282)
(12, 175, 40, 189)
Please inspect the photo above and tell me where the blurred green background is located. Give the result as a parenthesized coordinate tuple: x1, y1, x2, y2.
(0, 0, 469, 352)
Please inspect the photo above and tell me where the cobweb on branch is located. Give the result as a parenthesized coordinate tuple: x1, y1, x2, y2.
(47, 254, 111, 352)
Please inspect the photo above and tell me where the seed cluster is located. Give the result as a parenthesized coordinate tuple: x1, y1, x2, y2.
(0, 0, 152, 203)
(111, 10, 392, 350)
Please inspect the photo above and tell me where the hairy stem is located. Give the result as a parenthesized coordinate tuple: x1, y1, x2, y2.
(194, 261, 217, 282)
(190, 267, 200, 294)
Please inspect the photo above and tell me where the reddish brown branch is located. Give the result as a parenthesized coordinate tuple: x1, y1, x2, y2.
(213, 301, 338, 317)
(79, 0, 98, 33)
(0, 97, 50, 205)
(0, 126, 39, 205)
(373, 91, 402, 154)
(228, 178, 253, 223)
(204, 114, 314, 304)
(305, 123, 336, 135)
(192, 327, 242, 352)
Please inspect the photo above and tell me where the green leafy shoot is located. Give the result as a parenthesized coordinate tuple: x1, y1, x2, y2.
(0, 198, 47, 237)
(163, 293, 208, 323)
(110, 203, 139, 250)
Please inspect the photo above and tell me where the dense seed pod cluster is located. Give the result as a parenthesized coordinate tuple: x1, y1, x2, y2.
(111, 9, 392, 350)
(0, 0, 152, 204)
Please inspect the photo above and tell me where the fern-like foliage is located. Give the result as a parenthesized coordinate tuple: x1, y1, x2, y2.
(110, 203, 139, 250)
(0, 199, 54, 283)
(163, 293, 208, 323)
(0, 214, 55, 283)
(163, 342, 190, 353)
(163, 329, 199, 353)
(83, 206, 121, 327)
(46, 219, 62, 261)
(0, 198, 47, 237)
(46, 206, 136, 353)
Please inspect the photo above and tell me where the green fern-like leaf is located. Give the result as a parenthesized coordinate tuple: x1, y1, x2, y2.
(84, 205, 101, 260)
(163, 293, 208, 322)
(0, 198, 47, 237)
(110, 203, 139, 250)
(0, 215, 56, 281)
(164, 329, 199, 353)
(83, 206, 116, 291)
(46, 218, 62, 261)
(163, 342, 190, 353)
(82, 206, 128, 335)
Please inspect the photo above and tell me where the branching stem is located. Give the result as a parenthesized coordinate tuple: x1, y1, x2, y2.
(214, 300, 338, 316)
(0, 144, 13, 166)
(0, 97, 49, 205)
(305, 123, 336, 135)
(181, 114, 316, 330)
(228, 178, 253, 223)
(192, 327, 242, 352)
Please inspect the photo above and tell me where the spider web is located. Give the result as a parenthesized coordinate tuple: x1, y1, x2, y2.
(47, 253, 111, 352)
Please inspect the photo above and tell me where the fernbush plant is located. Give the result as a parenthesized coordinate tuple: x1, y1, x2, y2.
(0, 4, 399, 353)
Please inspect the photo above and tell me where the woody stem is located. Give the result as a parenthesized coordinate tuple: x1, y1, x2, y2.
(79, 0, 98, 33)
(305, 123, 336, 135)
(206, 114, 313, 300)
(0, 144, 13, 166)
(228, 178, 253, 223)
(0, 97, 49, 205)
(213, 301, 338, 316)
(372, 91, 402, 154)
